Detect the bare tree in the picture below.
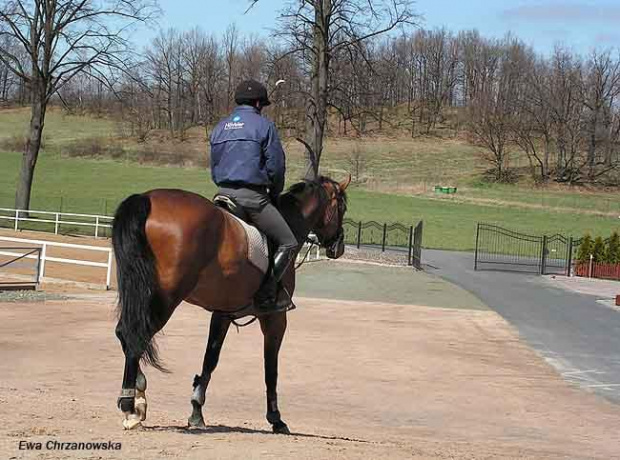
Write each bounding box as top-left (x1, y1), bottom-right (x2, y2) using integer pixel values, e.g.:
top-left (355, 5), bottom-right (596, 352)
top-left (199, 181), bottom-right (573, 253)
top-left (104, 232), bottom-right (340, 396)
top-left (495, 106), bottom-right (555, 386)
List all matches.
top-left (582, 50), bottom-right (620, 179)
top-left (467, 37), bottom-right (524, 182)
top-left (275, 0), bottom-right (416, 179)
top-left (0, 0), bottom-right (158, 210)
top-left (223, 23), bottom-right (238, 111)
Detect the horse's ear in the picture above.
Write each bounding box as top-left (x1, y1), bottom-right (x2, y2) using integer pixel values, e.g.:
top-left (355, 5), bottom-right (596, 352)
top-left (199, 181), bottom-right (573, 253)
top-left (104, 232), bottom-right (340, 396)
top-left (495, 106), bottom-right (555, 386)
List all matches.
top-left (339, 174), bottom-right (352, 191)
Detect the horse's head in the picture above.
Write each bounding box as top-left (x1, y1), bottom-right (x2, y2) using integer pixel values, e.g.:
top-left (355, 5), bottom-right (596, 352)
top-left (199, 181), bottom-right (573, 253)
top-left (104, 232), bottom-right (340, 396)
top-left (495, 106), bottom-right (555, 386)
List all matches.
top-left (313, 175), bottom-right (350, 259)
top-left (280, 174), bottom-right (351, 259)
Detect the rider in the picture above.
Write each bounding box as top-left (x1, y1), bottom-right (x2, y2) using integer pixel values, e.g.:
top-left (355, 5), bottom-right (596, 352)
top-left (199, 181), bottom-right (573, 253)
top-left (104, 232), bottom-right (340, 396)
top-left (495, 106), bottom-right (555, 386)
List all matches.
top-left (210, 80), bottom-right (298, 312)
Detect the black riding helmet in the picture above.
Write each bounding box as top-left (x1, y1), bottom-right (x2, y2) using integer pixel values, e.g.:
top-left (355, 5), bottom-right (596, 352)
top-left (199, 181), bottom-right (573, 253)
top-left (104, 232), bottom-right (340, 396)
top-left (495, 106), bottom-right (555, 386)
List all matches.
top-left (234, 79), bottom-right (271, 107)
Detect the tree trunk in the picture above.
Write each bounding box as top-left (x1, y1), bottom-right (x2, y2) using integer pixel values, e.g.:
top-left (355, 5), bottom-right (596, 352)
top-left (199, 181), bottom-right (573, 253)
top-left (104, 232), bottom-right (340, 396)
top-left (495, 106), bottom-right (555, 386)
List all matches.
top-left (15, 81), bottom-right (46, 210)
top-left (304, 0), bottom-right (330, 180)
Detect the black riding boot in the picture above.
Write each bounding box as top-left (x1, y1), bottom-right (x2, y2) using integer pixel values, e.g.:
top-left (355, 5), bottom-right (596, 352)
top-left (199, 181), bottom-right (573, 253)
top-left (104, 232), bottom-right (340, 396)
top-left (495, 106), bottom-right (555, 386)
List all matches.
top-left (254, 247), bottom-right (296, 312)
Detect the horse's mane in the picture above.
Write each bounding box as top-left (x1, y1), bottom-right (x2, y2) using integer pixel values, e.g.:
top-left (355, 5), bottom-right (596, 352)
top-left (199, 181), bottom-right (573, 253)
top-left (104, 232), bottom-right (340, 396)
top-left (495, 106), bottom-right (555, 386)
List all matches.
top-left (280, 176), bottom-right (347, 209)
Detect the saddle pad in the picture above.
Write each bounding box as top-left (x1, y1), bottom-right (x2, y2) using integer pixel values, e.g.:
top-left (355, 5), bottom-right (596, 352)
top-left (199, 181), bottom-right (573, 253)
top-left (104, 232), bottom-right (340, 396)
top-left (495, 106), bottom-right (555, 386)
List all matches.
top-left (228, 214), bottom-right (269, 274)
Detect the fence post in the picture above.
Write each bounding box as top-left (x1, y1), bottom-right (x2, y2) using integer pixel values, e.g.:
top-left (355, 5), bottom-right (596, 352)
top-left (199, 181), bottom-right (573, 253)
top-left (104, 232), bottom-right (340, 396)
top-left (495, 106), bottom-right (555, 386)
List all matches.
top-left (381, 223), bottom-right (387, 252)
top-left (474, 223), bottom-right (480, 271)
top-left (38, 244), bottom-right (47, 283)
top-left (95, 216), bottom-right (100, 238)
top-left (407, 226), bottom-right (413, 266)
top-left (566, 237), bottom-right (573, 277)
top-left (54, 213), bottom-right (60, 235)
top-left (588, 254), bottom-right (593, 278)
top-left (35, 248), bottom-right (43, 284)
top-left (14, 209), bottom-right (19, 231)
top-left (357, 221), bottom-right (362, 249)
top-left (105, 249), bottom-right (113, 290)
top-left (540, 235), bottom-right (548, 275)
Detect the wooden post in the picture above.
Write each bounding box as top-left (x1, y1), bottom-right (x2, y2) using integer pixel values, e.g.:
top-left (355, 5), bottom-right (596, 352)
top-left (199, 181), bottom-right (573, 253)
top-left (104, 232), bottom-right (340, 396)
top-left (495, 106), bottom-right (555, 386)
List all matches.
top-left (357, 221), bottom-right (362, 249)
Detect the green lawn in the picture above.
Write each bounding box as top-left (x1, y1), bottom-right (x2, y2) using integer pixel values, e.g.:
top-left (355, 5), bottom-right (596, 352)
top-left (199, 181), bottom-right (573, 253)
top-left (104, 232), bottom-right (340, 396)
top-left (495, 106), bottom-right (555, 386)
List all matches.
top-left (1, 151), bottom-right (618, 250)
top-left (0, 108), bottom-right (116, 149)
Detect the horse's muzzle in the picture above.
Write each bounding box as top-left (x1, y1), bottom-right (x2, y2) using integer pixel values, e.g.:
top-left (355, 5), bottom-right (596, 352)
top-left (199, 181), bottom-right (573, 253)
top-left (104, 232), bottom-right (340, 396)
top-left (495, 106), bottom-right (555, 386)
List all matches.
top-left (326, 231), bottom-right (345, 259)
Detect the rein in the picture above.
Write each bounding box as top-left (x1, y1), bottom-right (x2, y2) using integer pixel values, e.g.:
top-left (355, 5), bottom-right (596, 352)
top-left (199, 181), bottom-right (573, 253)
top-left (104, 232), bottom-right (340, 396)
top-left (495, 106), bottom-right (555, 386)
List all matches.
top-left (295, 236), bottom-right (319, 270)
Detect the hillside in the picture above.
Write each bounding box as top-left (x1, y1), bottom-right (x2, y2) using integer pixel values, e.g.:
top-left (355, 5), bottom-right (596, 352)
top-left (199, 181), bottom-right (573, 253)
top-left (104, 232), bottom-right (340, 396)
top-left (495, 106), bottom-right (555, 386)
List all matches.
top-left (1, 107), bottom-right (619, 250)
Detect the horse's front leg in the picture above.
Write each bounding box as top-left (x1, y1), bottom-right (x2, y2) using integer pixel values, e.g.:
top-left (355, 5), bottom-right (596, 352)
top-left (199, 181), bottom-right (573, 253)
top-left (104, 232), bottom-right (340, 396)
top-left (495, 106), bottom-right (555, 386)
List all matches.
top-left (260, 313), bottom-right (290, 434)
top-left (188, 312), bottom-right (231, 428)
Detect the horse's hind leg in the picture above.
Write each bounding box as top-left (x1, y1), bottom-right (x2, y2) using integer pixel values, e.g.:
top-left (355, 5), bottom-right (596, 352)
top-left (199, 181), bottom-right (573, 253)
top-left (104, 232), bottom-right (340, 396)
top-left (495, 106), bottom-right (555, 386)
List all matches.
top-left (188, 313), bottom-right (231, 428)
top-left (116, 324), bottom-right (144, 430)
top-left (260, 313), bottom-right (290, 434)
top-left (115, 302), bottom-right (172, 430)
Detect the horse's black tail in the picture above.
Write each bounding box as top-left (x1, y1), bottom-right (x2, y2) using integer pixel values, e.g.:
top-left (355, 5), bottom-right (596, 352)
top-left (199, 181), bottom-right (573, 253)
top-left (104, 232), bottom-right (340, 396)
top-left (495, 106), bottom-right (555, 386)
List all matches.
top-left (113, 194), bottom-right (167, 372)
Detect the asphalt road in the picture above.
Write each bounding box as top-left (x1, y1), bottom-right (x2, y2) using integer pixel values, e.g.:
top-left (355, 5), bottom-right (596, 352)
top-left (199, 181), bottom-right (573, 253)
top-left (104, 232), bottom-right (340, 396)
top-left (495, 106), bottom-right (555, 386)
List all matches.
top-left (424, 249), bottom-right (620, 404)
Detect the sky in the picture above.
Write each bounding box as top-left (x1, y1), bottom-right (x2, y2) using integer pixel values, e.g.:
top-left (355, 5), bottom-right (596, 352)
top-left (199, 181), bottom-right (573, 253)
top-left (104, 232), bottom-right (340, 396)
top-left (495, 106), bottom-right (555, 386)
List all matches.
top-left (136, 0), bottom-right (620, 56)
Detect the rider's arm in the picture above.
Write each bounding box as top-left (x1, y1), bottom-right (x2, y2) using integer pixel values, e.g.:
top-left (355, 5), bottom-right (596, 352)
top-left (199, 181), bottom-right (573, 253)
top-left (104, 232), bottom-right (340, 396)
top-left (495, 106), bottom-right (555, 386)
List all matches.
top-left (264, 122), bottom-right (286, 200)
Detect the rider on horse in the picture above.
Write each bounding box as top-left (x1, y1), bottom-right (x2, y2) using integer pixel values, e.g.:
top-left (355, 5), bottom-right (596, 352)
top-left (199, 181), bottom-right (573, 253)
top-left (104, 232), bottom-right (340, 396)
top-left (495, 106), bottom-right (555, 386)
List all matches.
top-left (210, 79), bottom-right (298, 313)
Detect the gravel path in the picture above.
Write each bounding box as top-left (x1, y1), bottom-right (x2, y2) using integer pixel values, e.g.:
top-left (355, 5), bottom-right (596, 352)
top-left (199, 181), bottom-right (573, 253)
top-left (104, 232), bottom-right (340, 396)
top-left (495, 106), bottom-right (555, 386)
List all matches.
top-left (341, 245), bottom-right (410, 266)
top-left (0, 290), bottom-right (68, 302)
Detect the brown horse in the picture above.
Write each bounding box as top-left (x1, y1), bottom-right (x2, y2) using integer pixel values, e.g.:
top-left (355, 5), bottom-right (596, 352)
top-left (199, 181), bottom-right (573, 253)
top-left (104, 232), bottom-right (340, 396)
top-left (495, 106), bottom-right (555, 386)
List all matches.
top-left (112, 175), bottom-right (350, 432)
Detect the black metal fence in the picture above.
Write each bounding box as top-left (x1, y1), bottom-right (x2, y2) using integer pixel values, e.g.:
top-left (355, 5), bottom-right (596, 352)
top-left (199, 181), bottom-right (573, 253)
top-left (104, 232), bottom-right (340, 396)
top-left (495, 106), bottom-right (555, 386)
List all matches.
top-left (474, 223), bottom-right (576, 275)
top-left (343, 218), bottom-right (424, 268)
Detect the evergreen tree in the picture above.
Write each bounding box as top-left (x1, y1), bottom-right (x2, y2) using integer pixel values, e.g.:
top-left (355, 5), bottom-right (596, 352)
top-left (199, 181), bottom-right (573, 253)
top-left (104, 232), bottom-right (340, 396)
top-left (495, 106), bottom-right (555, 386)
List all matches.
top-left (606, 232), bottom-right (620, 263)
top-left (577, 234), bottom-right (593, 262)
top-left (592, 236), bottom-right (606, 263)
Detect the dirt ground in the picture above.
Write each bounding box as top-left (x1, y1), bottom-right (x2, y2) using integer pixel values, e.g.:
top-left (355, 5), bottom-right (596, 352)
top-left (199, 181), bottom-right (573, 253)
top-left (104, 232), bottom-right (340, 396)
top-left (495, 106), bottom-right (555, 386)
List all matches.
top-left (1, 292), bottom-right (619, 460)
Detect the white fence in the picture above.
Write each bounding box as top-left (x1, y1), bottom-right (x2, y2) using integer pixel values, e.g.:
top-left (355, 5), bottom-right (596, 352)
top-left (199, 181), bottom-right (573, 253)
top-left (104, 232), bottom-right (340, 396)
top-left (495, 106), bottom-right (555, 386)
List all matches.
top-left (0, 207), bottom-right (323, 289)
top-left (0, 236), bottom-right (113, 289)
top-left (0, 208), bottom-right (113, 238)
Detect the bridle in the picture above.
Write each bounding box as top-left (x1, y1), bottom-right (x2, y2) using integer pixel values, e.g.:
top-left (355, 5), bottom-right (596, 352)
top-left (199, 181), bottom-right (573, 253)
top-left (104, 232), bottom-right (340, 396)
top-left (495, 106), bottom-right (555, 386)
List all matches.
top-left (305, 183), bottom-right (346, 255)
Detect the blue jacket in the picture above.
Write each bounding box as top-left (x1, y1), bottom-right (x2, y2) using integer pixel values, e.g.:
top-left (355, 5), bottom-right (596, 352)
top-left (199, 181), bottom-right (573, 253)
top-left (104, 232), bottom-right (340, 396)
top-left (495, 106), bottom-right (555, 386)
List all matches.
top-left (210, 106), bottom-right (286, 198)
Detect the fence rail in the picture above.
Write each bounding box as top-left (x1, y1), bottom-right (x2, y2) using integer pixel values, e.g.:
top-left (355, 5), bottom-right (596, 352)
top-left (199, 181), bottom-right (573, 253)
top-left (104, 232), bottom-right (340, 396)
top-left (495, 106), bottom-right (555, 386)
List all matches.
top-left (0, 246), bottom-right (42, 287)
top-left (343, 218), bottom-right (423, 268)
top-left (0, 236), bottom-right (113, 289)
top-left (0, 207), bottom-right (113, 238)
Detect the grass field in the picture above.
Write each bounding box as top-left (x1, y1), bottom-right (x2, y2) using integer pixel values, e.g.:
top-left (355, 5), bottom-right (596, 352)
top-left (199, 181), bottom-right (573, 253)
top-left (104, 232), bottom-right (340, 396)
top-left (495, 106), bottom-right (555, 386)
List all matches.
top-left (1, 107), bottom-right (620, 250)
top-left (1, 151), bottom-right (619, 250)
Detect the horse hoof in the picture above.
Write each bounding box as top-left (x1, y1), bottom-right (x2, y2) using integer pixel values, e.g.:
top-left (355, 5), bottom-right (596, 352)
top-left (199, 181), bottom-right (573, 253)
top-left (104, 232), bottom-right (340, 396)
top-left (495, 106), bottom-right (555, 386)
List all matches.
top-left (272, 421), bottom-right (290, 435)
top-left (135, 396), bottom-right (147, 422)
top-left (188, 416), bottom-right (206, 429)
top-left (123, 413), bottom-right (143, 430)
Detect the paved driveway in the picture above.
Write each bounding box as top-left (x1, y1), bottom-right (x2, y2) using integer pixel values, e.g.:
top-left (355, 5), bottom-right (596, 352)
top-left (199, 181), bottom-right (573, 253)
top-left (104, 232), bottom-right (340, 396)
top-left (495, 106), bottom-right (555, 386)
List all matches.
top-left (424, 249), bottom-right (620, 403)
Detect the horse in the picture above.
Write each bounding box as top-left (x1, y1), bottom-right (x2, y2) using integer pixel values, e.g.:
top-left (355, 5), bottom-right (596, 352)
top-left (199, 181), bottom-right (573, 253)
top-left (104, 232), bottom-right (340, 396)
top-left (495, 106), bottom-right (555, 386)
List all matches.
top-left (112, 175), bottom-right (350, 432)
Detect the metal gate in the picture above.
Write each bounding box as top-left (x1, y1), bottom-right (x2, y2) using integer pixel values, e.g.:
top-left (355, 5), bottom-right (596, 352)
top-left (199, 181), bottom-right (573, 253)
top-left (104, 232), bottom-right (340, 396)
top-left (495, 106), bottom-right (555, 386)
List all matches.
top-left (0, 246), bottom-right (42, 289)
top-left (474, 223), bottom-right (572, 275)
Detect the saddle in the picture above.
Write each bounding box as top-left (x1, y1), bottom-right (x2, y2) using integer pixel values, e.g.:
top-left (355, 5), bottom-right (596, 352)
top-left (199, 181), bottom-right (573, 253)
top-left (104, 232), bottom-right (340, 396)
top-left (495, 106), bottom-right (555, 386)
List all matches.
top-left (213, 194), bottom-right (270, 274)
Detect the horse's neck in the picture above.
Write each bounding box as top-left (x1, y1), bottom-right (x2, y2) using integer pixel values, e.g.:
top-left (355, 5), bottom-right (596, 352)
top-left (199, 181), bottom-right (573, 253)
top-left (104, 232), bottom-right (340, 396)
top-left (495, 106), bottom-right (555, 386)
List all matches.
top-left (280, 191), bottom-right (323, 246)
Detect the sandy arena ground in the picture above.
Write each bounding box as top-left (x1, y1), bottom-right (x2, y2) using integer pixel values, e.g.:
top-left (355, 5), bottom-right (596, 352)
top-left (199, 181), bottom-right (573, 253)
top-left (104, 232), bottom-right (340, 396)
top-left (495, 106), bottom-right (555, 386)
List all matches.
top-left (1, 292), bottom-right (620, 460)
